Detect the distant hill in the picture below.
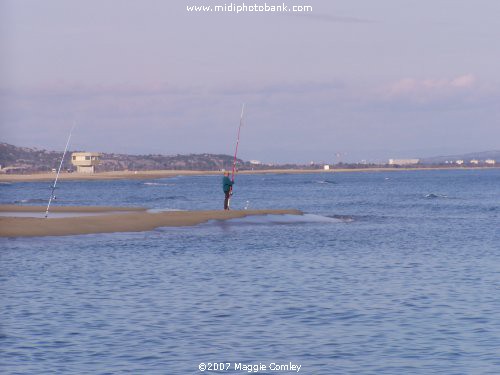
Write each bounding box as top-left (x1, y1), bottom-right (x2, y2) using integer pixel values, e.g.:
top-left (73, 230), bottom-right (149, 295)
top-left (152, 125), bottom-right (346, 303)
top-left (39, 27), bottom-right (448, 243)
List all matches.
top-left (2, 142), bottom-right (497, 173)
top-left (0, 143), bottom-right (66, 172)
top-left (0, 142), bottom-right (248, 173)
top-left (420, 150), bottom-right (500, 164)
top-left (99, 152), bottom-right (242, 171)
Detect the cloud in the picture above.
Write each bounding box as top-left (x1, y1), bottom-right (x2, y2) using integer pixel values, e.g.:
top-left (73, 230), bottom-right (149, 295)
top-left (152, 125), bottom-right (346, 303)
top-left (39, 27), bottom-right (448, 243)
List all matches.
top-left (0, 82), bottom-right (199, 99)
top-left (450, 74), bottom-right (476, 88)
top-left (386, 74), bottom-right (477, 96)
top-left (2, 76), bottom-right (498, 161)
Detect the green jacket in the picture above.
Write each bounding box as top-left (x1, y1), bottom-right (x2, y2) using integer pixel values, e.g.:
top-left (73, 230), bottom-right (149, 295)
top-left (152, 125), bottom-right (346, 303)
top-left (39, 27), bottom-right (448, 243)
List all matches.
top-left (222, 176), bottom-right (233, 193)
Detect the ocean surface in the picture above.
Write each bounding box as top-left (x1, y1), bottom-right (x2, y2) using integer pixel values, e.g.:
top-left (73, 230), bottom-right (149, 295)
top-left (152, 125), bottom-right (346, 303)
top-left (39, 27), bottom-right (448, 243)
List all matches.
top-left (1, 169), bottom-right (499, 374)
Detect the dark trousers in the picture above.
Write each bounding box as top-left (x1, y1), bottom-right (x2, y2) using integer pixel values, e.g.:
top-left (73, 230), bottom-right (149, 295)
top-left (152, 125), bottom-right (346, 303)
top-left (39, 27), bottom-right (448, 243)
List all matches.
top-left (224, 191), bottom-right (231, 210)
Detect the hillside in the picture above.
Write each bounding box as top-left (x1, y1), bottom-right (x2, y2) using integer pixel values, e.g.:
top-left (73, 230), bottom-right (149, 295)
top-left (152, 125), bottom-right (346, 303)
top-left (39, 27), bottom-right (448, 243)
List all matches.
top-left (2, 142), bottom-right (497, 174)
top-left (0, 143), bottom-right (248, 173)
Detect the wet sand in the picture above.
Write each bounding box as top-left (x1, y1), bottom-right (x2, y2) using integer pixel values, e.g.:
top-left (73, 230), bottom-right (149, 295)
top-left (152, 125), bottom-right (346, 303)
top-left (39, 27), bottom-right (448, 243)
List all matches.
top-left (0, 205), bottom-right (146, 213)
top-left (0, 205), bottom-right (302, 237)
top-left (0, 170), bottom-right (215, 182)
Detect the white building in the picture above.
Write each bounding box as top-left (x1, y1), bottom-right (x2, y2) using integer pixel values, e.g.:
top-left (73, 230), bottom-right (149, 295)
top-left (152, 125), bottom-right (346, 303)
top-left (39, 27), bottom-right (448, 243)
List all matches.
top-left (388, 159), bottom-right (420, 166)
top-left (456, 160), bottom-right (464, 165)
top-left (71, 152), bottom-right (100, 173)
top-left (485, 159), bottom-right (496, 165)
top-left (470, 159), bottom-right (479, 165)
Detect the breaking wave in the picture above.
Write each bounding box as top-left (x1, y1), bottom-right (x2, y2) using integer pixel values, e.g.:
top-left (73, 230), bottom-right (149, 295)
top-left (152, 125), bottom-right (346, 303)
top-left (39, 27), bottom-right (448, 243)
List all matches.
top-left (425, 193), bottom-right (448, 199)
top-left (14, 198), bottom-right (47, 204)
top-left (329, 214), bottom-right (355, 222)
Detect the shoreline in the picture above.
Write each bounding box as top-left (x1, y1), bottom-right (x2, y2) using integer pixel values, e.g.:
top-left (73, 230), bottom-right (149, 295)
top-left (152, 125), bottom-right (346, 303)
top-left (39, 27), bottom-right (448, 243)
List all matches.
top-left (0, 167), bottom-right (497, 182)
top-left (0, 204), bottom-right (147, 213)
top-left (0, 205), bottom-right (302, 237)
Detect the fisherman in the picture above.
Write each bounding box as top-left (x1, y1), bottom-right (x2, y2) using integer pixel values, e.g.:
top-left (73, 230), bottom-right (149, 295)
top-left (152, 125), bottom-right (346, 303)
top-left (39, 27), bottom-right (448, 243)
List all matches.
top-left (222, 171), bottom-right (233, 210)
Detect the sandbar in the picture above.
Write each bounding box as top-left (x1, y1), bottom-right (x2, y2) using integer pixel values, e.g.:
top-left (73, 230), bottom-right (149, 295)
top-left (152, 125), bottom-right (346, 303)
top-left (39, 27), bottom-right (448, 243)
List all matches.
top-left (0, 205), bottom-right (146, 213)
top-left (0, 205), bottom-right (302, 237)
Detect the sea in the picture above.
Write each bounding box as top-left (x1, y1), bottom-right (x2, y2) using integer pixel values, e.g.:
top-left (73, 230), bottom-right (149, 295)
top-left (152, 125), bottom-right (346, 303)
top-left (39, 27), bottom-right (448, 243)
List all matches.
top-left (1, 169), bottom-right (499, 375)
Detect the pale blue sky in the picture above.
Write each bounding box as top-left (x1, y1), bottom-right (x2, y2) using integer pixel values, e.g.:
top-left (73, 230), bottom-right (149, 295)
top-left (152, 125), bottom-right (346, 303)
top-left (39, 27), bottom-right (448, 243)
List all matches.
top-left (1, 0), bottom-right (499, 162)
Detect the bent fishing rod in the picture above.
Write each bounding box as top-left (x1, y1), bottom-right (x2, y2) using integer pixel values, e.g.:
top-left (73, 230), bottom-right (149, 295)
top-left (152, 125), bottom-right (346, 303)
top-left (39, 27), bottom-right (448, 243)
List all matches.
top-left (227, 104), bottom-right (245, 209)
top-left (231, 103), bottom-right (245, 184)
top-left (45, 122), bottom-right (75, 218)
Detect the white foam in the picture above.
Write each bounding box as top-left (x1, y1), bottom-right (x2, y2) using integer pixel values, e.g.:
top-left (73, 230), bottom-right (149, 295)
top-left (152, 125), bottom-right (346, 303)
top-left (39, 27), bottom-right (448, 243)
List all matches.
top-left (425, 193), bottom-right (448, 199)
top-left (216, 213), bottom-right (343, 225)
top-left (143, 182), bottom-right (175, 186)
top-left (0, 211), bottom-right (135, 218)
top-left (14, 199), bottom-right (46, 203)
top-left (147, 208), bottom-right (185, 213)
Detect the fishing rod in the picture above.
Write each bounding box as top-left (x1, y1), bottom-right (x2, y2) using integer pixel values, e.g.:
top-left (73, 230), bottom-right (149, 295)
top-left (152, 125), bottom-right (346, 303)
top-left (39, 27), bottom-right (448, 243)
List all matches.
top-left (45, 122), bottom-right (75, 218)
top-left (228, 104), bottom-right (245, 208)
top-left (231, 103), bottom-right (245, 183)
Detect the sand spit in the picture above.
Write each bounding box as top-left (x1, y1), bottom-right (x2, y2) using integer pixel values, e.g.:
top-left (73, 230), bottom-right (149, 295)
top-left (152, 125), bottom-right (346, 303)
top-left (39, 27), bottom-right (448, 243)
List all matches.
top-left (0, 206), bottom-right (302, 237)
top-left (0, 170), bottom-right (214, 182)
top-left (0, 205), bottom-right (146, 213)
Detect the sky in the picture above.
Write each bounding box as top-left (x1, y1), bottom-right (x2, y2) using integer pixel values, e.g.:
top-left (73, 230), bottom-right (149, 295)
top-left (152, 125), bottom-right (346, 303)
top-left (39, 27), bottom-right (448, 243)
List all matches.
top-left (1, 0), bottom-right (499, 163)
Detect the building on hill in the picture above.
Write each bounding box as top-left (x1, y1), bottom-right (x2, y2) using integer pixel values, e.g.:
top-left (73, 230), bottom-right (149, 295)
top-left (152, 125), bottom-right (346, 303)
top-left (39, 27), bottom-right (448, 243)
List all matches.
top-left (71, 152), bottom-right (100, 173)
top-left (388, 159), bottom-right (420, 166)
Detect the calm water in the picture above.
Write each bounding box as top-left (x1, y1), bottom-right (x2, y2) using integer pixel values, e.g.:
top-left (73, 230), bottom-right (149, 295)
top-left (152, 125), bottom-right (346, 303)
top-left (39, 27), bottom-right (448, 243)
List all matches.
top-left (1, 169), bottom-right (499, 374)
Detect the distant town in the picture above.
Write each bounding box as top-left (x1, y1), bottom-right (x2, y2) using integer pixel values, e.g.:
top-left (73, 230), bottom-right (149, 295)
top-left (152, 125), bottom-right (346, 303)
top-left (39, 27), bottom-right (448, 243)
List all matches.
top-left (0, 142), bottom-right (498, 174)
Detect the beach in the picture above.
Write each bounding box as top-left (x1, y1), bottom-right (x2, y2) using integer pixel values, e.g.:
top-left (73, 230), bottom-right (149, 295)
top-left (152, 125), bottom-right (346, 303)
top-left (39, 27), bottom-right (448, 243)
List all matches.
top-left (0, 205), bottom-right (302, 237)
top-left (0, 170), bottom-right (216, 182)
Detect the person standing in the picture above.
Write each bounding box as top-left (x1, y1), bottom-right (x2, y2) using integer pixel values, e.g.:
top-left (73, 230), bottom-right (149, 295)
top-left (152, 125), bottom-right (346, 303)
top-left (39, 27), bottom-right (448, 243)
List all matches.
top-left (222, 171), bottom-right (233, 210)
